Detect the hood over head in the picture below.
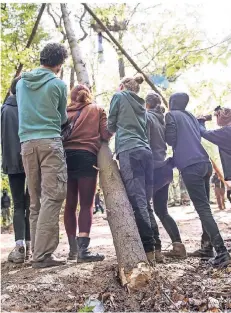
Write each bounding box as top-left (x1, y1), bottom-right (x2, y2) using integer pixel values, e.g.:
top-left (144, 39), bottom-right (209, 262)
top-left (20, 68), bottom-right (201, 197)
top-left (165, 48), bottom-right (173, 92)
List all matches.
top-left (68, 84), bottom-right (93, 111)
top-left (21, 68), bottom-right (56, 91)
top-left (169, 93), bottom-right (189, 111)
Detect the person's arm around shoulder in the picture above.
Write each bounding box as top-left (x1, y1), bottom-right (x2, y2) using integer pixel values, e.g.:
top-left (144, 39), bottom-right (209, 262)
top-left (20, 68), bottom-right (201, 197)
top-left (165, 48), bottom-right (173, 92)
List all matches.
top-left (57, 80), bottom-right (68, 125)
top-left (99, 107), bottom-right (113, 141)
top-left (107, 93), bottom-right (121, 134)
top-left (199, 120), bottom-right (230, 149)
top-left (165, 112), bottom-right (177, 147)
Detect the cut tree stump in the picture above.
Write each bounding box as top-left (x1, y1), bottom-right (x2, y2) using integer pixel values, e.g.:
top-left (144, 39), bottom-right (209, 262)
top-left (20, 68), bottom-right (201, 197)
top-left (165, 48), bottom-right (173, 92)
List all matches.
top-left (98, 142), bottom-right (153, 290)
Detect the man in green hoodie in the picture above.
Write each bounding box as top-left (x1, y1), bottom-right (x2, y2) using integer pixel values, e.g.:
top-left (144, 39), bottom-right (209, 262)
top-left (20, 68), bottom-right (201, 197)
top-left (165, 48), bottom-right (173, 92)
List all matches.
top-left (107, 75), bottom-right (156, 263)
top-left (16, 43), bottom-right (68, 268)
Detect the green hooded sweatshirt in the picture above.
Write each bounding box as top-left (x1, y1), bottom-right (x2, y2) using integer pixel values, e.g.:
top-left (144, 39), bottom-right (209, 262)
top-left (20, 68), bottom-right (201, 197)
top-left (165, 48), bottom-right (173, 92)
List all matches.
top-left (16, 68), bottom-right (67, 143)
top-left (108, 90), bottom-right (150, 155)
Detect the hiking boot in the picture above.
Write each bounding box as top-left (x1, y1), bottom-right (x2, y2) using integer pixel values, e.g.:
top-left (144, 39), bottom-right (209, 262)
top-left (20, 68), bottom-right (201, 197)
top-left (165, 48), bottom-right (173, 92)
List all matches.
top-left (208, 251), bottom-right (231, 268)
top-left (8, 245), bottom-right (25, 263)
top-left (32, 254), bottom-right (66, 269)
top-left (164, 242), bottom-right (187, 259)
top-left (146, 251), bottom-right (155, 266)
top-left (188, 241), bottom-right (214, 260)
top-left (155, 250), bottom-right (165, 263)
top-left (77, 237), bottom-right (105, 263)
top-left (25, 241), bottom-right (31, 261)
top-left (67, 235), bottom-right (77, 260)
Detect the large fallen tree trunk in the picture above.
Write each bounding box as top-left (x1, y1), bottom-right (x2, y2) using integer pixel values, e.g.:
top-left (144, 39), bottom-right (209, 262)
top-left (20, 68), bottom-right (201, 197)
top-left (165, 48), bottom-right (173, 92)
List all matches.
top-left (61, 3), bottom-right (152, 289)
top-left (98, 143), bottom-right (152, 289)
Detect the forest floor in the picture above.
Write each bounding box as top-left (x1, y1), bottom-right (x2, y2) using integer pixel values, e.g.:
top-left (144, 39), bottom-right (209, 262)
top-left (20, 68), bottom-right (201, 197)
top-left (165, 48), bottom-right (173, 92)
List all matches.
top-left (1, 204), bottom-right (231, 312)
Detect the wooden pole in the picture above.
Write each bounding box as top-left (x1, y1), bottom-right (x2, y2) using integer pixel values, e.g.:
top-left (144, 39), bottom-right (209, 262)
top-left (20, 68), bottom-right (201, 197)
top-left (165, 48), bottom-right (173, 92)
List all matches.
top-left (82, 3), bottom-right (168, 107)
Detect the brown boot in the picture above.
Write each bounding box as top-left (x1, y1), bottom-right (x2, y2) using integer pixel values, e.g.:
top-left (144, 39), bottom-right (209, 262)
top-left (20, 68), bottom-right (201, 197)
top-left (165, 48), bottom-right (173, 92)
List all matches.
top-left (155, 250), bottom-right (165, 263)
top-left (146, 251), bottom-right (155, 266)
top-left (164, 242), bottom-right (187, 259)
top-left (32, 254), bottom-right (66, 268)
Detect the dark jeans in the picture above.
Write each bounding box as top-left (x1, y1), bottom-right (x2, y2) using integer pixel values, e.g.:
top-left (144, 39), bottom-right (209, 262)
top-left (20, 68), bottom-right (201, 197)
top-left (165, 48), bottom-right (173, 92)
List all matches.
top-left (94, 204), bottom-right (104, 214)
top-left (119, 147), bottom-right (155, 253)
top-left (181, 162), bottom-right (226, 252)
top-left (151, 183), bottom-right (182, 250)
top-left (8, 173), bottom-right (30, 241)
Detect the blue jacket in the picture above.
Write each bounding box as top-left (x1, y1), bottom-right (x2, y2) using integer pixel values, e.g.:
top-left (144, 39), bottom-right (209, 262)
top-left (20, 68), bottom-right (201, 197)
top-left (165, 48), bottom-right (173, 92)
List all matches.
top-left (200, 123), bottom-right (231, 180)
top-left (165, 93), bottom-right (210, 170)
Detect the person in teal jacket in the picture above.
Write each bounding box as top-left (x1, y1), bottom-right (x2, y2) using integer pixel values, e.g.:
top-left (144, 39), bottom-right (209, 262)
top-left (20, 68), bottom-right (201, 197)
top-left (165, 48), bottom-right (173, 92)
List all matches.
top-left (16, 43), bottom-right (68, 269)
top-left (107, 75), bottom-right (156, 263)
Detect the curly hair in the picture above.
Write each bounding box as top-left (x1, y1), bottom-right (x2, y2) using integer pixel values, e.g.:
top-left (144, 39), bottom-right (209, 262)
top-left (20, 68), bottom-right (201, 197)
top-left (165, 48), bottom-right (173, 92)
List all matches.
top-left (40, 43), bottom-right (68, 67)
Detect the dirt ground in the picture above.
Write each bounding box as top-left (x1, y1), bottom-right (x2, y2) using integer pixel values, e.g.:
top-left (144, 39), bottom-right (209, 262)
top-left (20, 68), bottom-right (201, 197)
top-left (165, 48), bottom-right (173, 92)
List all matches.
top-left (1, 204), bottom-right (231, 312)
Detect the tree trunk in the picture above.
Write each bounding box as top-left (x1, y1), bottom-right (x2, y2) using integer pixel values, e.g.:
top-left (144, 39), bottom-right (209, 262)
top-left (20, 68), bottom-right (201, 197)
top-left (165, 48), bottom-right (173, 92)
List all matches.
top-left (60, 67), bottom-right (64, 80)
top-left (98, 143), bottom-right (152, 290)
top-left (61, 4), bottom-right (90, 87)
top-left (117, 32), bottom-right (125, 79)
top-left (70, 66), bottom-right (75, 90)
top-left (4, 3), bottom-right (46, 102)
top-left (63, 5), bottom-right (153, 288)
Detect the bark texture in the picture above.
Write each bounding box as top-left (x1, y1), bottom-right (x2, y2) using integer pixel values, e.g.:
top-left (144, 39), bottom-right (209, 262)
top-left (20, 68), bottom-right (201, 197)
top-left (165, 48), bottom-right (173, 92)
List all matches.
top-left (98, 143), bottom-right (152, 289)
top-left (61, 4), bottom-right (90, 87)
top-left (70, 66), bottom-right (75, 90)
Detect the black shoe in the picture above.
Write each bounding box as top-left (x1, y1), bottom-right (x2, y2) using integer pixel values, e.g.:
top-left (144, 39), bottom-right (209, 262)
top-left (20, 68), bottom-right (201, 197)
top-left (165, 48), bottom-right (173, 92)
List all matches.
top-left (77, 237), bottom-right (105, 263)
top-left (188, 240), bottom-right (214, 260)
top-left (208, 251), bottom-right (231, 268)
top-left (67, 235), bottom-right (77, 260)
top-left (188, 248), bottom-right (214, 260)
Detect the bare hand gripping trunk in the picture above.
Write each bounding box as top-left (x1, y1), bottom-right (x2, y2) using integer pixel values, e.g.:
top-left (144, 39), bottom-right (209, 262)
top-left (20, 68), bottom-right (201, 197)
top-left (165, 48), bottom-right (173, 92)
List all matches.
top-left (61, 4), bottom-right (90, 87)
top-left (98, 143), bottom-right (152, 289)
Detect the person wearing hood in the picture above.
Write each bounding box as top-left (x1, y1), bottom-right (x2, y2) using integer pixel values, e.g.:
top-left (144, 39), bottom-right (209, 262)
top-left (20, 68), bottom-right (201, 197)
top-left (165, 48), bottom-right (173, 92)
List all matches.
top-left (107, 75), bottom-right (155, 264)
top-left (63, 85), bottom-right (111, 262)
top-left (146, 91), bottom-right (186, 262)
top-left (165, 93), bottom-right (230, 268)
top-left (1, 77), bottom-right (30, 263)
top-left (198, 106), bottom-right (231, 205)
top-left (16, 43), bottom-right (68, 269)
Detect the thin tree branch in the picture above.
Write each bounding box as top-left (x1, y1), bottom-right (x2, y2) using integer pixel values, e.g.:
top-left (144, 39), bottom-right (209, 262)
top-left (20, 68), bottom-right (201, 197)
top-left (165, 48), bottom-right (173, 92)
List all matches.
top-left (126, 3), bottom-right (140, 27)
top-left (4, 3), bottom-right (46, 102)
top-left (82, 3), bottom-right (168, 107)
top-left (78, 8), bottom-right (88, 42)
top-left (188, 35), bottom-right (231, 53)
top-left (47, 4), bottom-right (66, 41)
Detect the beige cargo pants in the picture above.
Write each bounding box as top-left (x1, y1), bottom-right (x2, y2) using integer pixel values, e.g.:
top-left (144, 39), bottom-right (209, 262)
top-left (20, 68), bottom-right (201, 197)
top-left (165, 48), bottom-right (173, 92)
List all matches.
top-left (21, 138), bottom-right (67, 262)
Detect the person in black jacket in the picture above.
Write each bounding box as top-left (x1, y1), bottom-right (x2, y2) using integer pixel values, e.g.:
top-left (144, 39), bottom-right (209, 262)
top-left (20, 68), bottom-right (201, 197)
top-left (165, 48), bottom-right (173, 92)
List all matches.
top-left (1, 77), bottom-right (30, 263)
top-left (165, 93), bottom-right (230, 268)
top-left (1, 189), bottom-right (11, 225)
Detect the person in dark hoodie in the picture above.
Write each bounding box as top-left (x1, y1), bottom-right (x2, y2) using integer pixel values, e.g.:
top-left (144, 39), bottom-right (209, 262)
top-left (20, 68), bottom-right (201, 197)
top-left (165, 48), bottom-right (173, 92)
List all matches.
top-left (16, 43), bottom-right (68, 269)
top-left (198, 106), bottom-right (231, 206)
top-left (107, 75), bottom-right (156, 263)
top-left (1, 77), bottom-right (31, 263)
top-left (146, 91), bottom-right (186, 263)
top-left (165, 92), bottom-right (230, 268)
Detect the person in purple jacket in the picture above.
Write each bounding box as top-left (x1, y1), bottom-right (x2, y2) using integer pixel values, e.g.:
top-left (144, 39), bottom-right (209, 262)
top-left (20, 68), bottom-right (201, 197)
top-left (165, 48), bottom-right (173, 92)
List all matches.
top-left (165, 93), bottom-right (230, 268)
top-left (198, 106), bottom-right (231, 205)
